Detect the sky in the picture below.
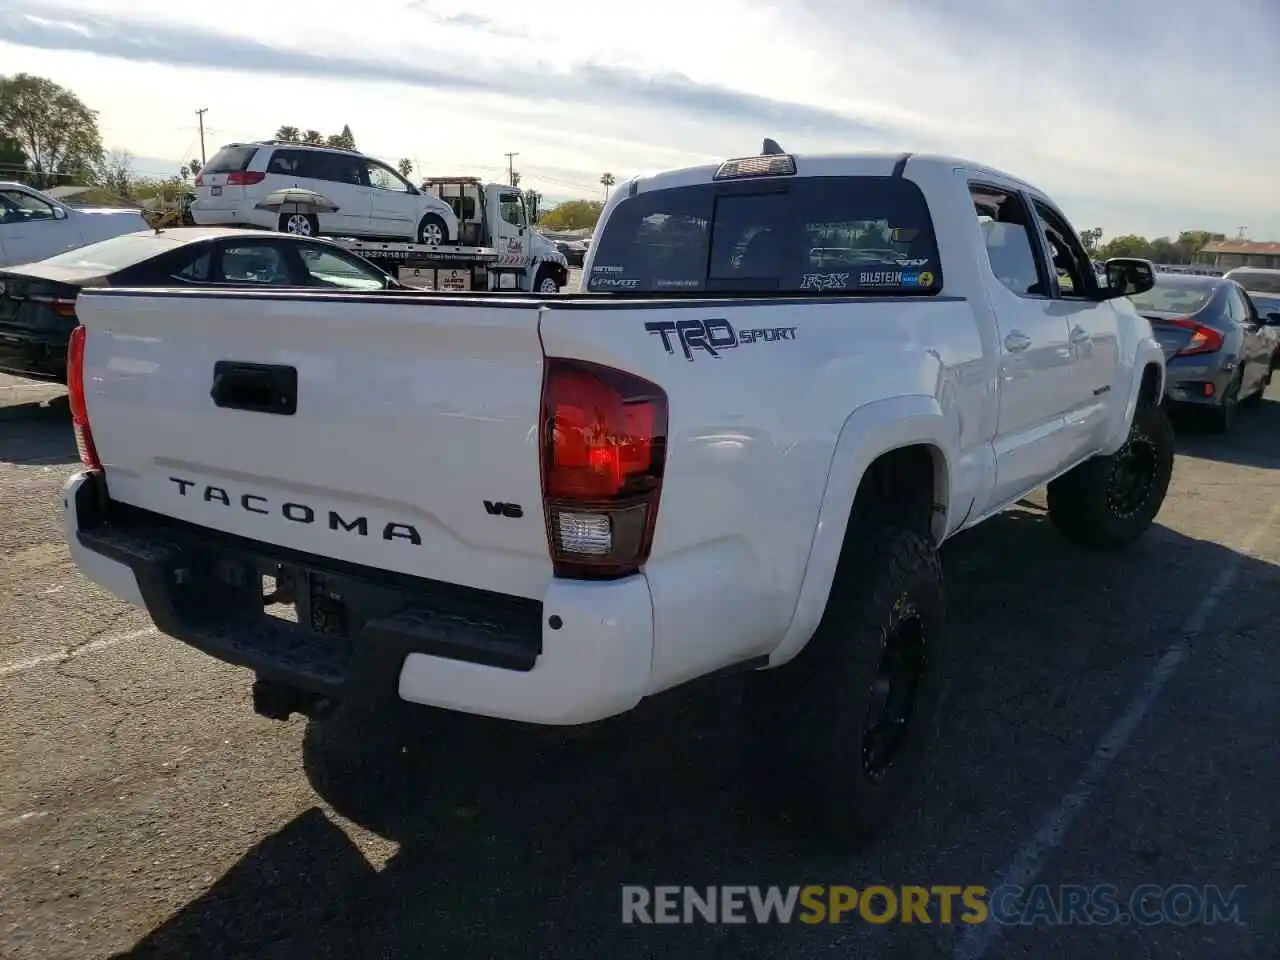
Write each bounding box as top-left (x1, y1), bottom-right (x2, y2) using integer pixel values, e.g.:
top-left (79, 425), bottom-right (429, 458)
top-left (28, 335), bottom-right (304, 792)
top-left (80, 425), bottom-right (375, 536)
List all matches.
top-left (1, 0), bottom-right (1277, 240)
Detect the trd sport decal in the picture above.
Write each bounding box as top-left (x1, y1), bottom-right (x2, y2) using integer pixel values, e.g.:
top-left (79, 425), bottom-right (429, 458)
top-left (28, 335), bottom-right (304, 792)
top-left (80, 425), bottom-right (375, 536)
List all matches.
top-left (644, 318), bottom-right (797, 360)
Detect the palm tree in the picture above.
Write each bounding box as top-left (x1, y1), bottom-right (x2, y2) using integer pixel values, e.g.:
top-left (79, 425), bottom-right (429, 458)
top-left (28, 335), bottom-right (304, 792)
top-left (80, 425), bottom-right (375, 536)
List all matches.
top-left (274, 125), bottom-right (300, 142)
top-left (600, 172), bottom-right (616, 200)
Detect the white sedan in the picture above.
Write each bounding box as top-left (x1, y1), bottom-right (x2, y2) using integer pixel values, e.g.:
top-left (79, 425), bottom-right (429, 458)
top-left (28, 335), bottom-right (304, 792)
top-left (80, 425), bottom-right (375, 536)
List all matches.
top-left (0, 182), bottom-right (149, 268)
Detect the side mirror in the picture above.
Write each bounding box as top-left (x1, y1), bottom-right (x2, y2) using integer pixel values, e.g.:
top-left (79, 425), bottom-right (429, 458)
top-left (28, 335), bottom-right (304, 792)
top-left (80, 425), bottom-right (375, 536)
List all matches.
top-left (51, 207), bottom-right (68, 220)
top-left (1100, 257), bottom-right (1156, 299)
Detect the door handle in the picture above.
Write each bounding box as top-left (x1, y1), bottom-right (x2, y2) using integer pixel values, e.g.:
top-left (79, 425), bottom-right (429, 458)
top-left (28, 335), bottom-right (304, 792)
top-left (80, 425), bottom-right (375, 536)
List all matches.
top-left (1004, 331), bottom-right (1032, 353)
top-left (210, 361), bottom-right (297, 416)
top-left (1070, 326), bottom-right (1090, 343)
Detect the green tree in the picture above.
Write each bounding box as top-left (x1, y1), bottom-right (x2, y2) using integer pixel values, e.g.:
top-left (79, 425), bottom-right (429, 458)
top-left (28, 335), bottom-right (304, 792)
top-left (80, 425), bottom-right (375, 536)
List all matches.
top-left (396, 157), bottom-right (413, 178)
top-left (93, 149), bottom-right (136, 197)
top-left (0, 73), bottom-right (103, 187)
top-left (0, 131), bottom-right (26, 181)
top-left (327, 125), bottom-right (357, 151)
top-left (1175, 230), bottom-right (1225, 263)
top-left (1079, 227), bottom-right (1103, 253)
top-left (538, 199), bottom-right (604, 231)
top-left (274, 125), bottom-right (300, 142)
top-left (302, 129), bottom-right (324, 144)
top-left (1098, 234), bottom-right (1154, 260)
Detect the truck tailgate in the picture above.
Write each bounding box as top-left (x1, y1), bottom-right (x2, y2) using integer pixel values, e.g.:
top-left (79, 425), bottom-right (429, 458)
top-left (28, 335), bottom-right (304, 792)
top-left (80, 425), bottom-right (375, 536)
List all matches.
top-left (74, 289), bottom-right (552, 599)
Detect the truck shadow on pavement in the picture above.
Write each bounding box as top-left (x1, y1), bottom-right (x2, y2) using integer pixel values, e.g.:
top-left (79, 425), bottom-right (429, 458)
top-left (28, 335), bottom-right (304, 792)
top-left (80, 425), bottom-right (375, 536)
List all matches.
top-left (0, 396), bottom-right (78, 466)
top-left (109, 501), bottom-right (1280, 960)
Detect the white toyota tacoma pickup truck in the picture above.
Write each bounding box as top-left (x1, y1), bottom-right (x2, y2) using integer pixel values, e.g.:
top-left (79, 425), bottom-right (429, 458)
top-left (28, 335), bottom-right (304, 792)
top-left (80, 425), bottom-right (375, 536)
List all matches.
top-left (61, 144), bottom-right (1172, 845)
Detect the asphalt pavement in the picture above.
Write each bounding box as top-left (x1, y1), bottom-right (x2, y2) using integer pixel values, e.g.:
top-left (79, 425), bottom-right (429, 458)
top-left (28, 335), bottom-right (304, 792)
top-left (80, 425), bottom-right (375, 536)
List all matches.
top-left (1, 369), bottom-right (1277, 960)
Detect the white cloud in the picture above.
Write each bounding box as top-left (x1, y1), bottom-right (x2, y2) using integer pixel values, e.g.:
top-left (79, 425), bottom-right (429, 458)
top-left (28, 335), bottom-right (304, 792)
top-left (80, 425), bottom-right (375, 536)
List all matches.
top-left (1, 0), bottom-right (1277, 239)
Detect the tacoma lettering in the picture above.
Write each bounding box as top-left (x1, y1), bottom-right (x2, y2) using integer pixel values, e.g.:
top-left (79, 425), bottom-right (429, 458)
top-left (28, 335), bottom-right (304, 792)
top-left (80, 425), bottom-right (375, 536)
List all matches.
top-left (167, 477), bottom-right (421, 545)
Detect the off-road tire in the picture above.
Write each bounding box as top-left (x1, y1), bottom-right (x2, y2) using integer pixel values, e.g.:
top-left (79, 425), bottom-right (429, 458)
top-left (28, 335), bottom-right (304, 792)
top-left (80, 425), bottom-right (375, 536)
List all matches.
top-left (741, 525), bottom-right (946, 849)
top-left (1046, 399), bottom-right (1174, 549)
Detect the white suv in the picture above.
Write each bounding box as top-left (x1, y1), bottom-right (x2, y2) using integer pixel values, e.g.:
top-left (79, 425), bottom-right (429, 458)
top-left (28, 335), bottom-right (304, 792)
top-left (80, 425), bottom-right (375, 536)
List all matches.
top-left (190, 142), bottom-right (461, 245)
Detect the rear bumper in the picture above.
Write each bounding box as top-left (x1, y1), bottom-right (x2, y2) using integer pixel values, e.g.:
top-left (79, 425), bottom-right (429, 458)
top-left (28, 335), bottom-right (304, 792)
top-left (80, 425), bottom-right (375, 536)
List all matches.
top-left (1163, 356), bottom-right (1235, 407)
top-left (0, 329), bottom-right (68, 383)
top-left (188, 201), bottom-right (274, 230)
top-left (63, 470), bottom-right (655, 725)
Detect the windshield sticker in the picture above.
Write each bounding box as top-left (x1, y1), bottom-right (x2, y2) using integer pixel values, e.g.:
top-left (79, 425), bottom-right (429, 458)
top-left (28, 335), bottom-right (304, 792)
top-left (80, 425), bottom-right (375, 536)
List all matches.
top-left (800, 272), bottom-right (850, 291)
top-left (644, 318), bottom-right (797, 361)
top-left (591, 277), bottom-right (641, 290)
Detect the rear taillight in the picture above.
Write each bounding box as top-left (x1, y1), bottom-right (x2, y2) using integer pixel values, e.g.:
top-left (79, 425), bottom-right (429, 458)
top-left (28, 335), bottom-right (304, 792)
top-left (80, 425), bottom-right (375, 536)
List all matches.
top-left (226, 170), bottom-right (265, 186)
top-left (1167, 318), bottom-right (1224, 357)
top-left (540, 358), bottom-right (667, 579)
top-left (194, 174), bottom-right (204, 186)
top-left (66, 325), bottom-right (102, 470)
top-left (31, 294), bottom-right (77, 318)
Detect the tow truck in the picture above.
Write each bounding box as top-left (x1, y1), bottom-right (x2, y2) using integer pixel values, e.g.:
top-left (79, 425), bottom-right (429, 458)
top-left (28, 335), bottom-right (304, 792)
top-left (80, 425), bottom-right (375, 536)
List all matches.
top-left (331, 177), bottom-right (569, 293)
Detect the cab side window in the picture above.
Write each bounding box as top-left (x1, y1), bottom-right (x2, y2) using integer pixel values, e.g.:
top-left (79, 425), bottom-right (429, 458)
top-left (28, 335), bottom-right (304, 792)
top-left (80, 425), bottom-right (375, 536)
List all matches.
top-left (1031, 200), bottom-right (1094, 299)
top-left (969, 184), bottom-right (1047, 298)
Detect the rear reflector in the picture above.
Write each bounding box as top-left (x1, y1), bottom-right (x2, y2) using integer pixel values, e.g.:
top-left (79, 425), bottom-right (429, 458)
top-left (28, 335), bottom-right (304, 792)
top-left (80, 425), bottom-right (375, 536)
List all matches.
top-left (67, 325), bottom-right (102, 470)
top-left (540, 358), bottom-right (667, 579)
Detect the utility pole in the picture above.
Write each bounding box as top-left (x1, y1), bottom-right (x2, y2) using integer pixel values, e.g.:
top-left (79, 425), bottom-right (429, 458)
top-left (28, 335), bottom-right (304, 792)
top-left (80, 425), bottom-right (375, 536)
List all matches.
top-left (1236, 226), bottom-right (1247, 240)
top-left (195, 108), bottom-right (208, 165)
top-left (504, 151), bottom-right (518, 187)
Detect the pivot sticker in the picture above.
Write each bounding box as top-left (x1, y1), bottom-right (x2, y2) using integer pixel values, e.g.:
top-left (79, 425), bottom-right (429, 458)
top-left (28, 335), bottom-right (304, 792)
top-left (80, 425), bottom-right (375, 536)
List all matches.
top-left (591, 277), bottom-right (641, 289)
top-left (799, 272), bottom-right (850, 291)
top-left (644, 318), bottom-right (797, 361)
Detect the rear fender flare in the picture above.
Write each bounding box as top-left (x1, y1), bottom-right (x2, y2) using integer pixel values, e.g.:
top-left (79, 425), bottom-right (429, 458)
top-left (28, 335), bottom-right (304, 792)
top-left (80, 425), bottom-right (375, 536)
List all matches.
top-left (766, 395), bottom-right (954, 668)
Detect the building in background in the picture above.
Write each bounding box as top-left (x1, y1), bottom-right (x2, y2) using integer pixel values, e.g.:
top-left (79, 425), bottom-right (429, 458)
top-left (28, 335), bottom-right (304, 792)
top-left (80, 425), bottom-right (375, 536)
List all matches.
top-left (1197, 239), bottom-right (1280, 271)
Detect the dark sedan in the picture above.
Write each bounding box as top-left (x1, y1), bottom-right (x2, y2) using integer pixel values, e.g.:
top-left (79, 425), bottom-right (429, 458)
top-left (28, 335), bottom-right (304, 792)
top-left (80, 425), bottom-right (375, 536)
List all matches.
top-left (1129, 274), bottom-right (1277, 433)
top-left (0, 227), bottom-right (399, 384)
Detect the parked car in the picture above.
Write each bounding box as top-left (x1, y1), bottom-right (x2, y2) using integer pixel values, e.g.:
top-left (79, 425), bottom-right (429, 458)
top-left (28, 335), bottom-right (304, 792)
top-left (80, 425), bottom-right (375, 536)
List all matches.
top-left (189, 141), bottom-right (462, 246)
top-left (1128, 273), bottom-right (1276, 431)
top-left (1243, 289), bottom-right (1280, 376)
top-left (0, 181), bottom-right (149, 268)
top-left (1223, 266), bottom-right (1280, 295)
top-left (0, 227), bottom-right (398, 383)
top-left (62, 145), bottom-right (1171, 847)
top-left (551, 238), bottom-right (586, 266)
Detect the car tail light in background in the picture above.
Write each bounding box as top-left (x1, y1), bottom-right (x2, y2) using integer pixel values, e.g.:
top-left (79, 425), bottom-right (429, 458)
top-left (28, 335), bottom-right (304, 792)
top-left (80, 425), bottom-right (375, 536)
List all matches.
top-left (540, 358), bottom-right (667, 579)
top-left (67, 325), bottom-right (102, 470)
top-left (30, 293), bottom-right (77, 319)
top-left (1167, 317), bottom-right (1224, 357)
top-left (194, 175), bottom-right (204, 186)
top-left (226, 171), bottom-right (266, 186)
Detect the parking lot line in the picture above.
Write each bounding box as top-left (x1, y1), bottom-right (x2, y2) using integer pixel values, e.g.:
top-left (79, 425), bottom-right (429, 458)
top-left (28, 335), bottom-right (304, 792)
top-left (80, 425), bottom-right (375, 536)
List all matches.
top-left (0, 626), bottom-right (156, 680)
top-left (952, 505), bottom-right (1280, 960)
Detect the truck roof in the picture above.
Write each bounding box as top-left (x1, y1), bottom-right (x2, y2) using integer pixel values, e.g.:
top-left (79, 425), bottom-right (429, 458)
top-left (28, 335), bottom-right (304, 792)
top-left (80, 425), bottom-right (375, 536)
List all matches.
top-left (627, 151), bottom-right (1043, 197)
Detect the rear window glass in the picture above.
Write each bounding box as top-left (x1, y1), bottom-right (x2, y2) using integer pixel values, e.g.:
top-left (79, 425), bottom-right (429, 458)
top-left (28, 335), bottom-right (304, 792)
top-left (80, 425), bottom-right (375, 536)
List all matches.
top-left (586, 176), bottom-right (943, 295)
top-left (202, 145), bottom-right (259, 174)
top-left (1226, 269), bottom-right (1280, 294)
top-left (37, 234), bottom-right (175, 271)
top-left (1128, 281), bottom-right (1215, 314)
